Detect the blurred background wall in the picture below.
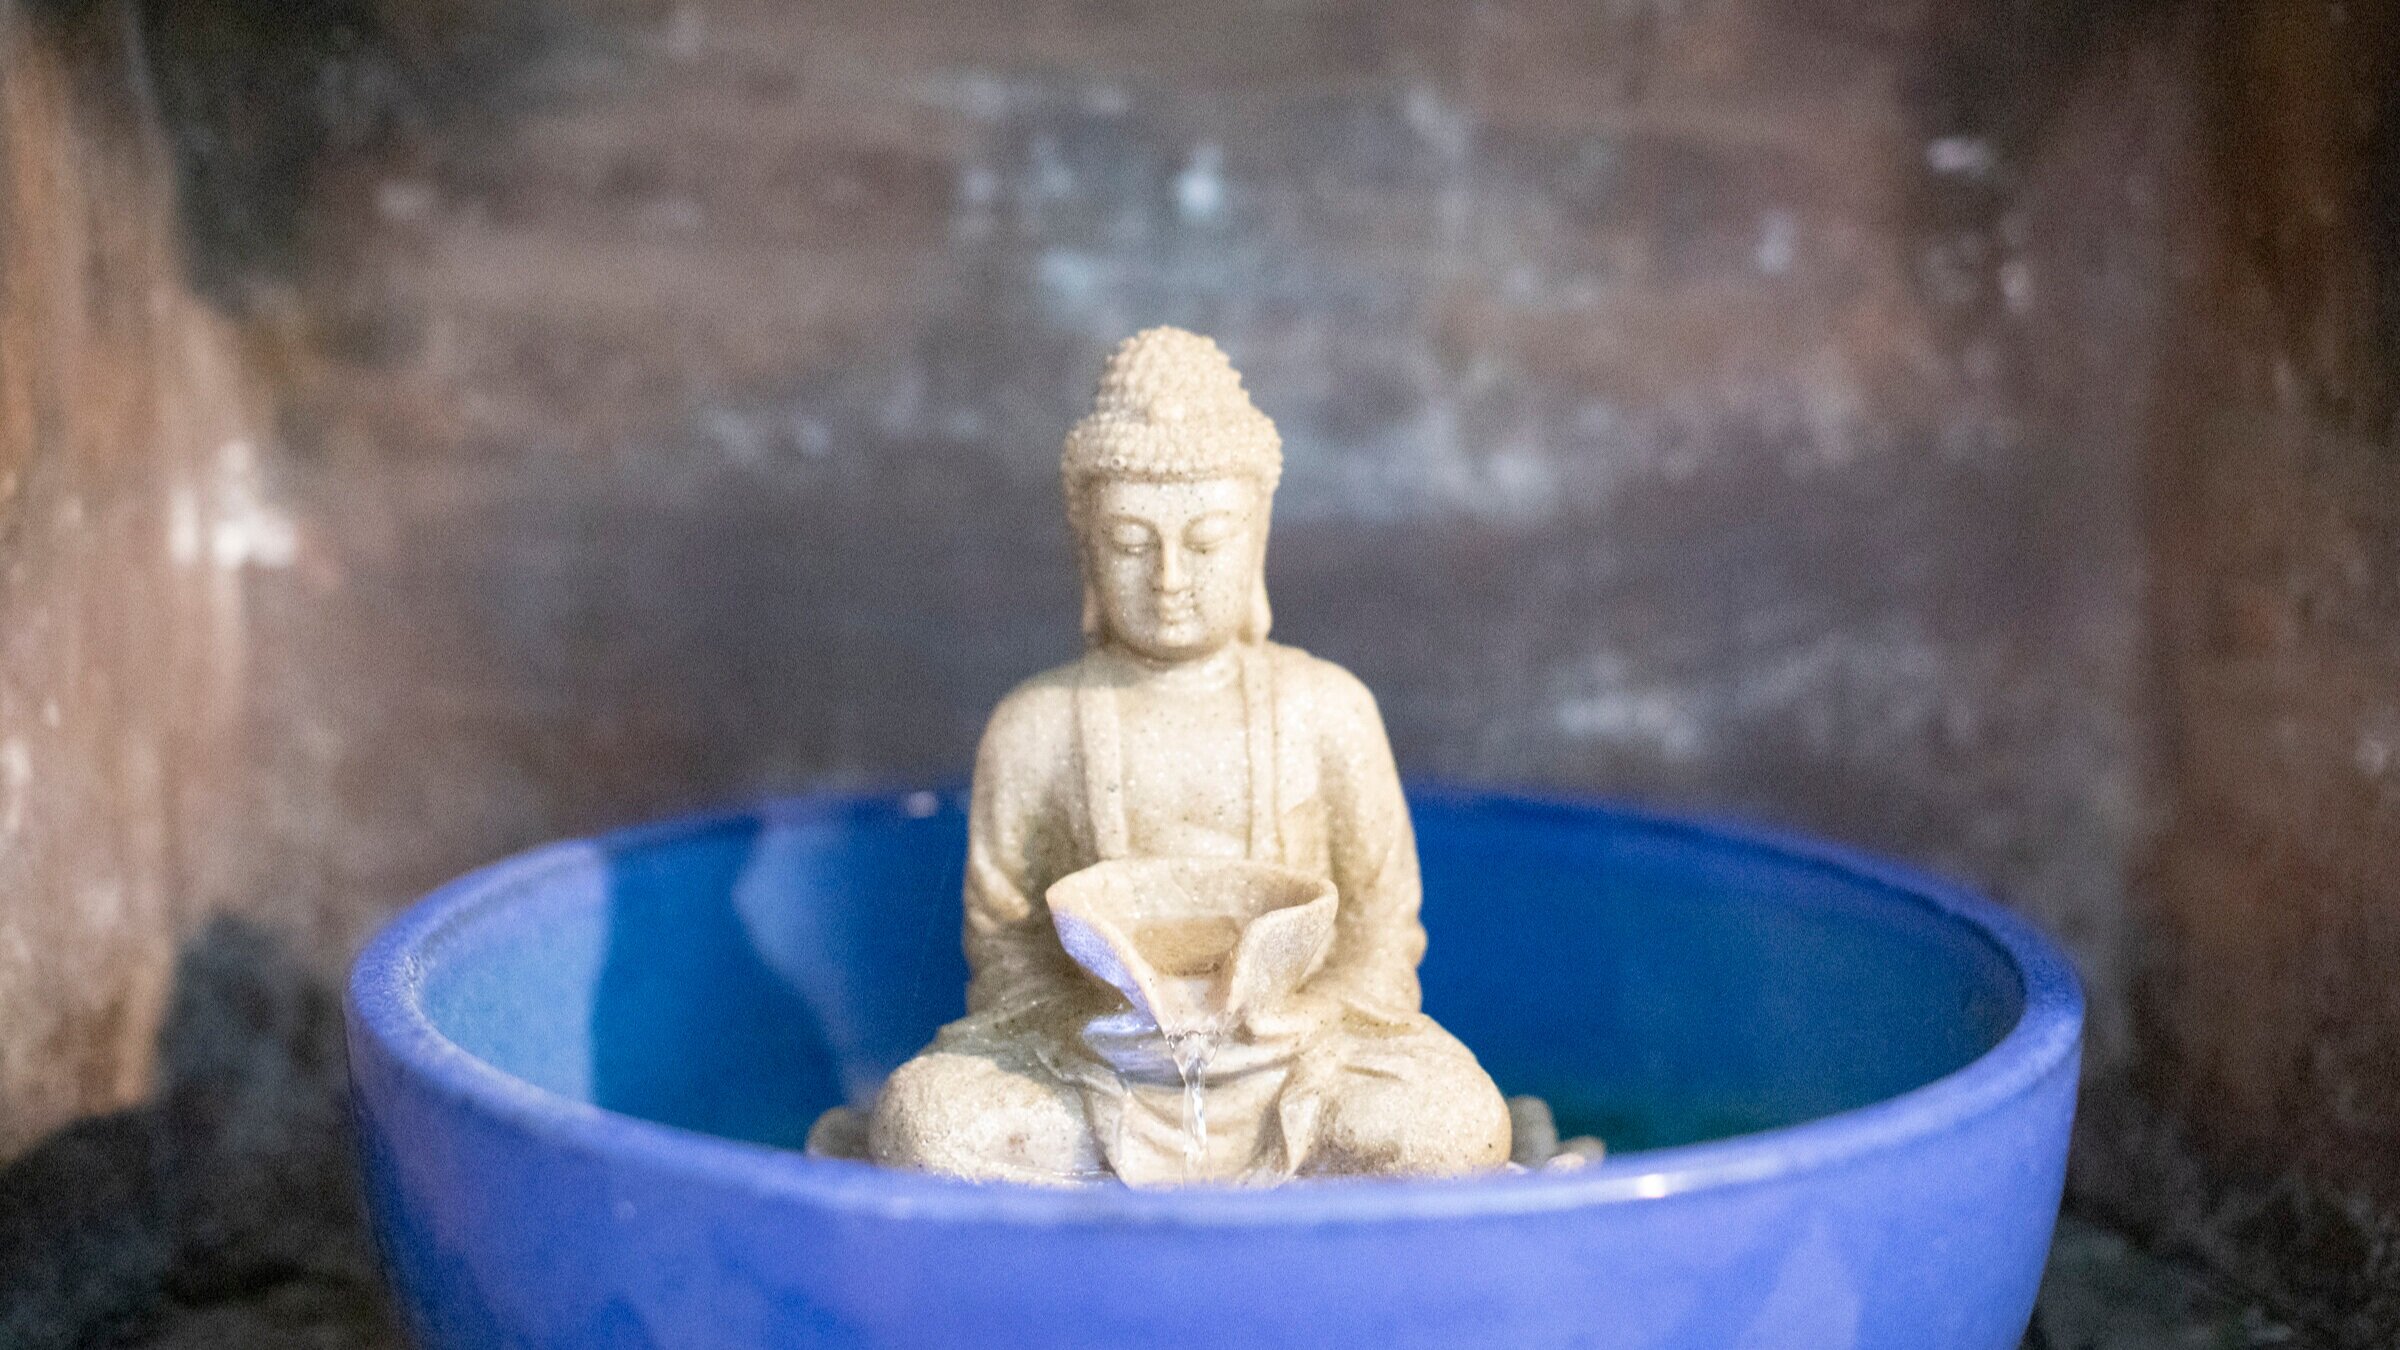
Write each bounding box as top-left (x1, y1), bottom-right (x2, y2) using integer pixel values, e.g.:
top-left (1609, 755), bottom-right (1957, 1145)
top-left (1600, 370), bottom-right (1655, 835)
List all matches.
top-left (1, 0), bottom-right (2393, 1336)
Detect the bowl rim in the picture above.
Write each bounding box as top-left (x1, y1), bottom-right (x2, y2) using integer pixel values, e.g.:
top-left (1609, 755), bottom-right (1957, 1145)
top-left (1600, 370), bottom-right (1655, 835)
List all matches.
top-left (346, 786), bottom-right (2084, 1228)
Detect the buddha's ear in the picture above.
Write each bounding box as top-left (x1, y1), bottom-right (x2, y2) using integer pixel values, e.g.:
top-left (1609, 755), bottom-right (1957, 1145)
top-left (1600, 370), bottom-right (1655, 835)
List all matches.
top-left (1242, 573), bottom-right (1273, 644)
top-left (1242, 506), bottom-right (1273, 643)
top-left (1069, 509), bottom-right (1108, 645)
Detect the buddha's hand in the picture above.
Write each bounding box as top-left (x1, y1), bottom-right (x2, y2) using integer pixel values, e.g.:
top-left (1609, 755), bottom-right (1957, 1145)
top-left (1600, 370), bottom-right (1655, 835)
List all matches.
top-left (1240, 976), bottom-right (1417, 1040)
top-left (959, 968), bottom-right (1082, 1032)
top-left (1234, 988), bottom-right (1338, 1041)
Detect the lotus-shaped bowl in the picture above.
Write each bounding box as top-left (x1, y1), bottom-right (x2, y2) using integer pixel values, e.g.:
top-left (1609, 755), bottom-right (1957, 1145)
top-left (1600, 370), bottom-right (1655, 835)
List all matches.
top-left (1046, 857), bottom-right (1335, 1039)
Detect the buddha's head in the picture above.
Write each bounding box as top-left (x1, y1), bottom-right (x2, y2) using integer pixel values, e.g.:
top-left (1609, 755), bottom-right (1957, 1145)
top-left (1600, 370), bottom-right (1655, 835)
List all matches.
top-left (1063, 328), bottom-right (1281, 663)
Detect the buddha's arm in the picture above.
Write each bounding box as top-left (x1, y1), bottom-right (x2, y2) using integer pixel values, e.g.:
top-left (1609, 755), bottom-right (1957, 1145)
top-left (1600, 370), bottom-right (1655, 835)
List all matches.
top-left (960, 694), bottom-right (1077, 1014)
top-left (1314, 669), bottom-right (1428, 1014)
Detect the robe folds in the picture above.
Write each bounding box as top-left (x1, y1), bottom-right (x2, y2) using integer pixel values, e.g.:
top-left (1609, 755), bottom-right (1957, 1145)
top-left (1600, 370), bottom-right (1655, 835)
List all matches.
top-left (872, 640), bottom-right (1507, 1185)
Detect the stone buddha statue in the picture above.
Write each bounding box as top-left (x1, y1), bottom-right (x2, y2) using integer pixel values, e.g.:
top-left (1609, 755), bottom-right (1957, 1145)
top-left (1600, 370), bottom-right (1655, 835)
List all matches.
top-left (855, 328), bottom-right (1512, 1186)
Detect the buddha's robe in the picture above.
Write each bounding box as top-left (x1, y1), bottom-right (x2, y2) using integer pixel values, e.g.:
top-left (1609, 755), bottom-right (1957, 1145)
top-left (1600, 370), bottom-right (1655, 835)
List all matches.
top-left (867, 640), bottom-right (1511, 1185)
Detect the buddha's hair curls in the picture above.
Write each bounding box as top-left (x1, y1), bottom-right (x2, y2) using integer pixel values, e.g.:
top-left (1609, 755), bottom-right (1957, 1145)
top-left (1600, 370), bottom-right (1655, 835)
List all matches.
top-left (1061, 327), bottom-right (1282, 507)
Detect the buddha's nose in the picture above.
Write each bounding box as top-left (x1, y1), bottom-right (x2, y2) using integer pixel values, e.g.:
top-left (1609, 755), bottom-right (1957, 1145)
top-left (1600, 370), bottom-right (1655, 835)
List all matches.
top-left (1155, 541), bottom-right (1191, 593)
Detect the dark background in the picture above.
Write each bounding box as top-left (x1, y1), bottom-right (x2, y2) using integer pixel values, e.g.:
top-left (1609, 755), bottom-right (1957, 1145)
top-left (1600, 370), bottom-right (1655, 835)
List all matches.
top-left (0, 0), bottom-right (2393, 1343)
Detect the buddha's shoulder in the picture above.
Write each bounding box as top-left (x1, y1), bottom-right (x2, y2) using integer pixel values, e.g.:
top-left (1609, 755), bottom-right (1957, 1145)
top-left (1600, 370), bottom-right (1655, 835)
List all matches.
top-left (978, 646), bottom-right (1383, 741)
top-left (975, 660), bottom-right (1086, 752)
top-left (1262, 642), bottom-right (1383, 722)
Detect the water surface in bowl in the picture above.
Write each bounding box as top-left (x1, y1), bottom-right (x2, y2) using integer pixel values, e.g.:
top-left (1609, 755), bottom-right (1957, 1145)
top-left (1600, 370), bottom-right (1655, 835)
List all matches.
top-left (415, 792), bottom-right (2022, 1157)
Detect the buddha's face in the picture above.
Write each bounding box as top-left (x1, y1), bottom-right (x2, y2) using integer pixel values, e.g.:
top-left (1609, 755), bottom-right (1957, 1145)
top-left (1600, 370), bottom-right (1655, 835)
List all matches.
top-left (1082, 476), bottom-right (1264, 663)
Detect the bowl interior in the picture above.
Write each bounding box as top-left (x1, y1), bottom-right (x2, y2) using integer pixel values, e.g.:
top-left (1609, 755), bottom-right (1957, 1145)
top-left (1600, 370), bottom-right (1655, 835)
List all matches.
top-left (413, 792), bottom-right (2023, 1155)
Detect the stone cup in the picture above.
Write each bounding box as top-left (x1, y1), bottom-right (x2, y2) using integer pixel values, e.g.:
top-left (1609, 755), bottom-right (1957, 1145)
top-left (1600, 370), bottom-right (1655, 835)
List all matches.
top-left (1044, 857), bottom-right (1336, 1041)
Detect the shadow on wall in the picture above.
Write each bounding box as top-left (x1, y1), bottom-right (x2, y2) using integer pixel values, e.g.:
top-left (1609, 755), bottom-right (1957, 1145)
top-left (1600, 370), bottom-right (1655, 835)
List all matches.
top-left (0, 917), bottom-right (400, 1350)
top-left (22, 0), bottom-right (546, 315)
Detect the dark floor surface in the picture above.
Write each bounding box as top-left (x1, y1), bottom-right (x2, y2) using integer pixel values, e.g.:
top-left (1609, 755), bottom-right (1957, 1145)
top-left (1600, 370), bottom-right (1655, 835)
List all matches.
top-left (2030, 1217), bottom-right (2300, 1350)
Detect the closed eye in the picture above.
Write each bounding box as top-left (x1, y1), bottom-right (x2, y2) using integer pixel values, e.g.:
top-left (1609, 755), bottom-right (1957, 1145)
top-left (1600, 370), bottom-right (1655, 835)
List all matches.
top-left (1185, 514), bottom-right (1237, 551)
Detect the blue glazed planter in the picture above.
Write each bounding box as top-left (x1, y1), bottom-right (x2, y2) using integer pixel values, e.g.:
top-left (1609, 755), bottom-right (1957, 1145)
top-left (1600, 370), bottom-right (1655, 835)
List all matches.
top-left (347, 788), bottom-right (2082, 1350)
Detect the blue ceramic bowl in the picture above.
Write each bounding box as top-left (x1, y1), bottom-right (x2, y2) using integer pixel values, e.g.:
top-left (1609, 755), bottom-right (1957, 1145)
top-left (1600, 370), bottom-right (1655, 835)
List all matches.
top-left (347, 789), bottom-right (2081, 1349)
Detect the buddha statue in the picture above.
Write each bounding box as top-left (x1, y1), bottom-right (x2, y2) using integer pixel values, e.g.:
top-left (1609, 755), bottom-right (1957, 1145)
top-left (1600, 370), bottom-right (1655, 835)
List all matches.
top-left (851, 328), bottom-right (1513, 1186)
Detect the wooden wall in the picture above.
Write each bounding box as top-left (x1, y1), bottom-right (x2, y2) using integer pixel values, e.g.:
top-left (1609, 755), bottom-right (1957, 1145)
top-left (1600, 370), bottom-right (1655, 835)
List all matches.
top-left (1, 1), bottom-right (270, 1156)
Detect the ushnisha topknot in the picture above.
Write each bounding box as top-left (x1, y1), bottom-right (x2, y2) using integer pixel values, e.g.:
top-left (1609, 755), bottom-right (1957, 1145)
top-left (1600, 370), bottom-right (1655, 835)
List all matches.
top-left (1062, 327), bottom-right (1282, 499)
